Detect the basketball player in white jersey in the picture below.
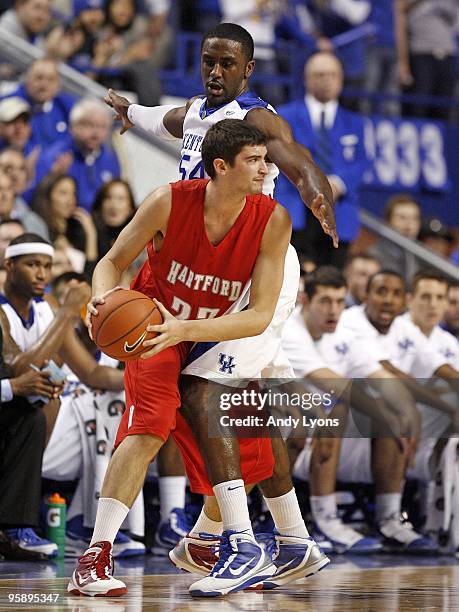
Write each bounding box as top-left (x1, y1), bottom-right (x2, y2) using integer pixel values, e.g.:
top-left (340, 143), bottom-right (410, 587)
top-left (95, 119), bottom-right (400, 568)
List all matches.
top-left (0, 234), bottom-right (142, 557)
top-left (282, 267), bottom-right (422, 553)
top-left (337, 270), bottom-right (459, 552)
top-left (403, 270), bottom-right (459, 554)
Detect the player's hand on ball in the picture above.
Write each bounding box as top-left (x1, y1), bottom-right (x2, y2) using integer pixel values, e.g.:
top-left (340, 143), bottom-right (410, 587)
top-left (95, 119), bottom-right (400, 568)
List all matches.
top-left (141, 299), bottom-right (185, 358)
top-left (86, 286), bottom-right (122, 338)
top-left (310, 193), bottom-right (339, 248)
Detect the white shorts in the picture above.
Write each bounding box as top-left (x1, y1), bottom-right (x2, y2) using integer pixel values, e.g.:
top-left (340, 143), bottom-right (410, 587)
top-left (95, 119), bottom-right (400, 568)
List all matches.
top-left (182, 244), bottom-right (300, 381)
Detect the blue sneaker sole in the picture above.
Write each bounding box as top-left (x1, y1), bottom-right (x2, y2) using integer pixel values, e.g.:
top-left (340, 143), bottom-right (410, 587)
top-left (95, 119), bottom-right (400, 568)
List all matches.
top-left (261, 555), bottom-right (330, 590)
top-left (190, 571), bottom-right (276, 597)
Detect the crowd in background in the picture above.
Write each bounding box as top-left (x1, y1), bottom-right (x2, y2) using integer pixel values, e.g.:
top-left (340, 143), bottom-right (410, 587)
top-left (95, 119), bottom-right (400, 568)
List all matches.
top-left (0, 0), bottom-right (458, 565)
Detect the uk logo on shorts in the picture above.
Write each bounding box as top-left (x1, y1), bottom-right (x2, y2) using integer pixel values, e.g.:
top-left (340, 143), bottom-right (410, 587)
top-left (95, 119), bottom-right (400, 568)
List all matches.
top-left (218, 353), bottom-right (236, 374)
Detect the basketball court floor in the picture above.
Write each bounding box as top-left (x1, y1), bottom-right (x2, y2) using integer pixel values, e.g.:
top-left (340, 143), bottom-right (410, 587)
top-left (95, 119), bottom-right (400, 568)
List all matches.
top-left (0, 554), bottom-right (458, 610)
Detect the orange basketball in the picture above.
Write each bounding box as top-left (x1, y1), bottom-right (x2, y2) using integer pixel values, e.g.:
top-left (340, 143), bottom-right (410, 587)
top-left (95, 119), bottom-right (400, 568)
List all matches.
top-left (91, 289), bottom-right (162, 361)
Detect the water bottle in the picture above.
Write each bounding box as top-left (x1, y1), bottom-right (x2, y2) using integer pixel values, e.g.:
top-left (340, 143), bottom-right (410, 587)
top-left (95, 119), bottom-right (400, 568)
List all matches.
top-left (46, 493), bottom-right (66, 556)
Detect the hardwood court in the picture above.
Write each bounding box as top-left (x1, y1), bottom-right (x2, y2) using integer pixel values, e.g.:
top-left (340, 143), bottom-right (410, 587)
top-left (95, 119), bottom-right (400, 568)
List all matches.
top-left (1, 565), bottom-right (459, 611)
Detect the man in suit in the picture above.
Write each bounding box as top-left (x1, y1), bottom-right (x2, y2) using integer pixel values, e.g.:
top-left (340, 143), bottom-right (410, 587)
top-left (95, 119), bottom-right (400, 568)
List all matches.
top-left (0, 324), bottom-right (59, 560)
top-left (275, 52), bottom-right (368, 267)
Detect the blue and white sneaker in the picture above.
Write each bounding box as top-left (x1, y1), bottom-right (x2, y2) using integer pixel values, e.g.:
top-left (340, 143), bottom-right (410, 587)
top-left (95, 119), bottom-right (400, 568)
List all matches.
top-left (254, 532), bottom-right (330, 590)
top-left (312, 515), bottom-right (382, 554)
top-left (5, 528), bottom-right (58, 557)
top-left (377, 514), bottom-right (438, 554)
top-left (152, 507), bottom-right (193, 556)
top-left (189, 530), bottom-right (276, 597)
top-left (66, 515), bottom-right (145, 558)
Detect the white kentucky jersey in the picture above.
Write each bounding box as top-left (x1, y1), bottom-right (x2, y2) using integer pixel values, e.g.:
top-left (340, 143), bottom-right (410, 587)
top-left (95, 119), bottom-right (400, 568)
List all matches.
top-left (282, 307), bottom-right (380, 378)
top-left (180, 91), bottom-right (279, 195)
top-left (402, 312), bottom-right (459, 369)
top-left (0, 294), bottom-right (54, 352)
top-left (339, 305), bottom-right (446, 377)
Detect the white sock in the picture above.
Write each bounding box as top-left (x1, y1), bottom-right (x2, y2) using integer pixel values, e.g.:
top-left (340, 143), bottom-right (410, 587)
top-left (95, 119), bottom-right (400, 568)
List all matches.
top-left (159, 476), bottom-right (186, 521)
top-left (190, 508), bottom-right (223, 537)
top-left (213, 479), bottom-right (253, 536)
top-left (310, 493), bottom-right (337, 528)
top-left (375, 492), bottom-right (401, 524)
top-left (90, 497), bottom-right (129, 546)
top-left (264, 488), bottom-right (309, 538)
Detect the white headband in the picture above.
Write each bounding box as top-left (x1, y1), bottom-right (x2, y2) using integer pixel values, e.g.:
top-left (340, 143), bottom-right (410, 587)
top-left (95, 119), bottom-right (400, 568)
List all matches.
top-left (5, 243), bottom-right (55, 259)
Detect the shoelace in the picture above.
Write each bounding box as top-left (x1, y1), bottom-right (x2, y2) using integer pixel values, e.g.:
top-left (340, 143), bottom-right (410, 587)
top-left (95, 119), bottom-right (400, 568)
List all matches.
top-left (78, 544), bottom-right (112, 580)
top-left (255, 533), bottom-right (277, 558)
top-left (7, 528), bottom-right (41, 544)
top-left (198, 533), bottom-right (238, 575)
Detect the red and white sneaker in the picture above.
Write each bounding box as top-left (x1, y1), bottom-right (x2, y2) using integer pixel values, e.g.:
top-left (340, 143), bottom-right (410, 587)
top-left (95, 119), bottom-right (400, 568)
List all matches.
top-left (67, 541), bottom-right (127, 597)
top-left (169, 533), bottom-right (220, 576)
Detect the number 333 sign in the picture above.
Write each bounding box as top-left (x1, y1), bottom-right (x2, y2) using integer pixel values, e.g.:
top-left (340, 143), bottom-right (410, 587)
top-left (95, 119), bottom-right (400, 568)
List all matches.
top-left (364, 117), bottom-right (449, 192)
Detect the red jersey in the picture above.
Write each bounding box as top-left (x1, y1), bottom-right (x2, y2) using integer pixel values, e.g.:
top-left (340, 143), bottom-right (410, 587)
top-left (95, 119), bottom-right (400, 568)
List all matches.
top-left (131, 179), bottom-right (276, 320)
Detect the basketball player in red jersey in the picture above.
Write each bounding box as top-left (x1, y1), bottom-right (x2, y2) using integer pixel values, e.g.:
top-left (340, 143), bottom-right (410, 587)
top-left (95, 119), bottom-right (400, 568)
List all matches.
top-left (105, 24), bottom-right (332, 596)
top-left (68, 120), bottom-right (295, 597)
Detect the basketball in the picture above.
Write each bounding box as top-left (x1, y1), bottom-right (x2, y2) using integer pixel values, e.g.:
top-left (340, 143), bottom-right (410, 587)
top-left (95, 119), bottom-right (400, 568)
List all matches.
top-left (91, 289), bottom-right (162, 361)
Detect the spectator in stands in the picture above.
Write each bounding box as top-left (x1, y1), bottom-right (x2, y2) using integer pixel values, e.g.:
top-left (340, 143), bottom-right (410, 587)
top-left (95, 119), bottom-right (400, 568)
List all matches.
top-left (46, 0), bottom-right (104, 72)
top-left (343, 252), bottom-right (381, 307)
top-left (4, 58), bottom-right (77, 148)
top-left (275, 0), bottom-right (333, 54)
top-left (395, 0), bottom-right (458, 121)
top-left (368, 193), bottom-right (421, 279)
top-left (0, 324), bottom-right (61, 561)
top-left (31, 174), bottom-right (98, 274)
top-left (0, 0), bottom-right (53, 48)
top-left (0, 219), bottom-right (24, 266)
top-left (364, 0), bottom-right (399, 116)
top-left (303, 0), bottom-right (372, 112)
top-left (91, 178), bottom-right (135, 258)
top-left (0, 97), bottom-right (34, 154)
top-left (418, 217), bottom-right (455, 259)
top-left (91, 0), bottom-right (163, 105)
top-left (33, 97), bottom-right (121, 211)
top-left (0, 166), bottom-right (49, 239)
top-left (219, 1), bottom-right (285, 105)
top-left (443, 280), bottom-right (459, 339)
top-left (275, 51), bottom-right (368, 267)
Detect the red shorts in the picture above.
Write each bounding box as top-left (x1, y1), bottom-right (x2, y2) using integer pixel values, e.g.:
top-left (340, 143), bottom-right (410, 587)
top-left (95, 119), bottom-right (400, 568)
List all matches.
top-left (114, 344), bottom-right (188, 449)
top-left (172, 411), bottom-right (275, 495)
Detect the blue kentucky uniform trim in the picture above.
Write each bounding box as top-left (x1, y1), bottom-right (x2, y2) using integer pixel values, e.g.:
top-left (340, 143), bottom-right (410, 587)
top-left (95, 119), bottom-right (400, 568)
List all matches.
top-left (199, 91), bottom-right (269, 119)
top-left (0, 295), bottom-right (43, 329)
top-left (184, 341), bottom-right (219, 368)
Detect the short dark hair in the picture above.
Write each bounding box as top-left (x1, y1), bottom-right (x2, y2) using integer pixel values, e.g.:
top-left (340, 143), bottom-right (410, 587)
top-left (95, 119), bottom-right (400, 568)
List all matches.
top-left (344, 252), bottom-right (381, 271)
top-left (383, 193), bottom-right (420, 222)
top-left (202, 23), bottom-right (254, 61)
top-left (303, 266), bottom-right (346, 300)
top-left (410, 269), bottom-right (449, 294)
top-left (201, 119), bottom-right (266, 179)
top-left (9, 233), bottom-right (50, 247)
top-left (366, 269), bottom-right (405, 293)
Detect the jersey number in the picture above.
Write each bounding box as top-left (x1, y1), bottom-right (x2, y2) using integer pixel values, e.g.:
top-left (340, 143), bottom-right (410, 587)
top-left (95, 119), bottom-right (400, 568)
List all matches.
top-left (171, 296), bottom-right (219, 320)
top-left (179, 154), bottom-right (205, 180)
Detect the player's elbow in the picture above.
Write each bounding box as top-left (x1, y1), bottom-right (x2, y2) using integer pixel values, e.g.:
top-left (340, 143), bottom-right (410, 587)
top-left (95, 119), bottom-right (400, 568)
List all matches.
top-left (252, 311), bottom-right (274, 336)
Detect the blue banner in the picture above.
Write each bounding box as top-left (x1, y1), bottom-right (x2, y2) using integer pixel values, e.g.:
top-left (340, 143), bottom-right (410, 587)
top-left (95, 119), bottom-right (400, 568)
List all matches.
top-left (360, 117), bottom-right (457, 227)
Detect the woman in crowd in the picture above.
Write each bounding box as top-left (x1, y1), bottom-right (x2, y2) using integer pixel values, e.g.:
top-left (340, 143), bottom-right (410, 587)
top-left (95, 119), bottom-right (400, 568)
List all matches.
top-left (31, 174), bottom-right (98, 275)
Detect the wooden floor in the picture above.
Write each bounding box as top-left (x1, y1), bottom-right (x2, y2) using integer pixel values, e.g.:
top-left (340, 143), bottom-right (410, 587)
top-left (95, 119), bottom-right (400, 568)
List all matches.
top-left (1, 566), bottom-right (459, 611)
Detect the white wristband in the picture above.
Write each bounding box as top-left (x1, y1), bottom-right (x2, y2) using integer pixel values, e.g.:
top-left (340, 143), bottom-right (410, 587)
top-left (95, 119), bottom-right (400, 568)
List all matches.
top-left (127, 104), bottom-right (180, 141)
